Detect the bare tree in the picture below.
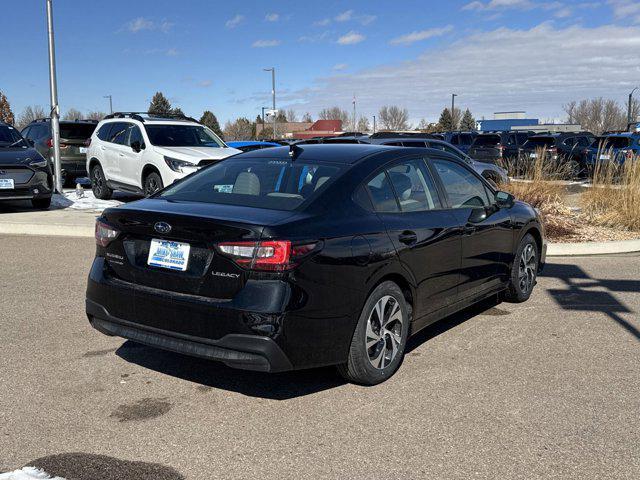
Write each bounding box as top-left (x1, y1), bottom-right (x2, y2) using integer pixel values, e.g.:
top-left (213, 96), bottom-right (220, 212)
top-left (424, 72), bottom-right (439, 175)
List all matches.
top-left (416, 118), bottom-right (430, 131)
top-left (63, 108), bottom-right (83, 121)
top-left (563, 97), bottom-right (630, 134)
top-left (357, 116), bottom-right (370, 132)
top-left (285, 109), bottom-right (298, 122)
top-left (378, 105), bottom-right (410, 130)
top-left (302, 112), bottom-right (313, 123)
top-left (223, 117), bottom-right (253, 141)
top-left (16, 105), bottom-right (46, 130)
top-left (318, 107), bottom-right (350, 126)
top-left (86, 111), bottom-right (107, 121)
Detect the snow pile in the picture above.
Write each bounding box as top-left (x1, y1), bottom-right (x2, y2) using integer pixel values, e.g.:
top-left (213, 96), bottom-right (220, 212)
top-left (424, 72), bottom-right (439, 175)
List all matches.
top-left (0, 467), bottom-right (65, 480)
top-left (51, 190), bottom-right (123, 212)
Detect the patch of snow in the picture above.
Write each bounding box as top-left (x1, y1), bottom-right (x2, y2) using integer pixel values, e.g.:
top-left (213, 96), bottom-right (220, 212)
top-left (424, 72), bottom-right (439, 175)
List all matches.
top-left (51, 190), bottom-right (123, 212)
top-left (0, 467), bottom-right (65, 480)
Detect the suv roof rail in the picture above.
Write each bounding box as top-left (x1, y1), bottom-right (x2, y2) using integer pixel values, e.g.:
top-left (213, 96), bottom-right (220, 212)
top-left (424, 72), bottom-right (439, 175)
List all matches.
top-left (369, 131), bottom-right (435, 139)
top-left (104, 112), bottom-right (200, 124)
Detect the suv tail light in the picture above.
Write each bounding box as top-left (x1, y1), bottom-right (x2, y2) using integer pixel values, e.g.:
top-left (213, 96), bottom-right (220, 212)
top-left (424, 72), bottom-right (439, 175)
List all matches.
top-left (625, 149), bottom-right (634, 161)
top-left (95, 220), bottom-right (119, 247)
top-left (84, 138), bottom-right (92, 147)
top-left (217, 240), bottom-right (317, 271)
top-left (46, 138), bottom-right (52, 148)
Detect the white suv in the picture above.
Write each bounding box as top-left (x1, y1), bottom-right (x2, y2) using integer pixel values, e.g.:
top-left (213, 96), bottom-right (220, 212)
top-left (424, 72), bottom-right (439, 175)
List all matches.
top-left (86, 113), bottom-right (241, 199)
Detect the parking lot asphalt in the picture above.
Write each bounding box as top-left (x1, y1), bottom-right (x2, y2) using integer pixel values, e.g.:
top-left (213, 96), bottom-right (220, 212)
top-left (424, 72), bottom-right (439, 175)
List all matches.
top-left (1, 234), bottom-right (639, 480)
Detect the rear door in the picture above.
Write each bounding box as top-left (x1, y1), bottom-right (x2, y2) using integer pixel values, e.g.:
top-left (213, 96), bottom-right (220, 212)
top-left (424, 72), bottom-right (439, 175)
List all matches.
top-left (103, 122), bottom-right (129, 183)
top-left (365, 157), bottom-right (461, 316)
top-left (428, 158), bottom-right (513, 298)
top-left (118, 124), bottom-right (146, 188)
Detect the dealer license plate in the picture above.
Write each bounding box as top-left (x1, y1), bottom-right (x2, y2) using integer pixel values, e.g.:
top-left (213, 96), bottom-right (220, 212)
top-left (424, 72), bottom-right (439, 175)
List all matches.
top-left (0, 178), bottom-right (14, 189)
top-left (147, 239), bottom-right (190, 271)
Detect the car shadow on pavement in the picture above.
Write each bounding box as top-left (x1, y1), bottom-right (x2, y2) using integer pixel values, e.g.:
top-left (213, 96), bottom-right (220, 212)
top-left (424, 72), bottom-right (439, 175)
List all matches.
top-left (540, 262), bottom-right (640, 341)
top-left (116, 341), bottom-right (346, 400)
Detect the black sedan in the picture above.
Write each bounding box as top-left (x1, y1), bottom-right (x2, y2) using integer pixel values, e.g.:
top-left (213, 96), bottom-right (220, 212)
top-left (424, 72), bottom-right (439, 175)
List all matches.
top-left (0, 122), bottom-right (53, 209)
top-left (86, 144), bottom-right (546, 385)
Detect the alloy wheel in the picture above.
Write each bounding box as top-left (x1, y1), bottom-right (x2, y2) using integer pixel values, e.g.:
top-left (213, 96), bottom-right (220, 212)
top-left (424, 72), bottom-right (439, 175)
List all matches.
top-left (145, 177), bottom-right (160, 196)
top-left (365, 295), bottom-right (404, 370)
top-left (518, 243), bottom-right (537, 294)
top-left (92, 168), bottom-right (103, 196)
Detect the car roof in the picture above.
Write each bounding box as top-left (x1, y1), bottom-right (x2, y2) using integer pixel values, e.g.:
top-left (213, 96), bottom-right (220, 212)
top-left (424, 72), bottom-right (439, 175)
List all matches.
top-left (227, 141), bottom-right (280, 147)
top-left (233, 143), bottom-right (441, 165)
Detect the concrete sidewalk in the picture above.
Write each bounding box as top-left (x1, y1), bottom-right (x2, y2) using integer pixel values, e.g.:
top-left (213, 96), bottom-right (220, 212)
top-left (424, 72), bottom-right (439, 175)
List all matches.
top-left (0, 208), bottom-right (96, 237)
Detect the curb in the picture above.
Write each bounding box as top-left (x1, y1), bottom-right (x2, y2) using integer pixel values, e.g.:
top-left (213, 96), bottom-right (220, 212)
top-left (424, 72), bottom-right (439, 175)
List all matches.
top-left (0, 222), bottom-right (94, 238)
top-left (547, 238), bottom-right (640, 256)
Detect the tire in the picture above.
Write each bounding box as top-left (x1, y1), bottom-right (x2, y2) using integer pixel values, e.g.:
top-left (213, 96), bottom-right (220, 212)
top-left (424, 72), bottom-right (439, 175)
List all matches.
top-left (31, 196), bottom-right (51, 210)
top-left (337, 281), bottom-right (410, 385)
top-left (503, 233), bottom-right (539, 303)
top-left (63, 174), bottom-right (76, 189)
top-left (143, 171), bottom-right (163, 197)
top-left (90, 164), bottom-right (113, 200)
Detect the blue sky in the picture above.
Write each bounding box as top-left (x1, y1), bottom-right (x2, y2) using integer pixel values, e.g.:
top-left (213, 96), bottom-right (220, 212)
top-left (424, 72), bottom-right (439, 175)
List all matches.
top-left (2, 0), bottom-right (640, 126)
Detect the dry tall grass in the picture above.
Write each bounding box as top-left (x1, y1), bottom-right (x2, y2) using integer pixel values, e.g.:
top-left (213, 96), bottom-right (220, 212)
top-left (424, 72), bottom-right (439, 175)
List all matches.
top-left (581, 157), bottom-right (640, 231)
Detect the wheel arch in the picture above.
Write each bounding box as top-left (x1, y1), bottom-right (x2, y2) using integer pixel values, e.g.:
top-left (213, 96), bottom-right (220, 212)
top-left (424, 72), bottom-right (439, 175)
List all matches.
top-left (141, 163), bottom-right (161, 183)
top-left (88, 157), bottom-right (101, 172)
top-left (365, 270), bottom-right (416, 323)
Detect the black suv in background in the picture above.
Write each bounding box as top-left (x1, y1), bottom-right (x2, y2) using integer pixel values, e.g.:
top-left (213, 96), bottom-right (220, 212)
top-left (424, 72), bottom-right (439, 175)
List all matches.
top-left (0, 122), bottom-right (53, 209)
top-left (21, 118), bottom-right (98, 187)
top-left (441, 131), bottom-right (478, 154)
top-left (469, 131), bottom-right (531, 164)
top-left (519, 132), bottom-right (595, 175)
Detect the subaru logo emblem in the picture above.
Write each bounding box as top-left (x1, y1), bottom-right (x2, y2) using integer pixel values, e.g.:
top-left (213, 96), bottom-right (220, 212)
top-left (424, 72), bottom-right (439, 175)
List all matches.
top-left (154, 222), bottom-right (172, 234)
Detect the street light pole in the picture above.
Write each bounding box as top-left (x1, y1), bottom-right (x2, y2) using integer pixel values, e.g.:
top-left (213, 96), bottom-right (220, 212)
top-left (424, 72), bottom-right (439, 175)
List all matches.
top-left (46, 0), bottom-right (62, 193)
top-left (264, 68), bottom-right (276, 138)
top-left (451, 93), bottom-right (458, 130)
top-left (373, 115), bottom-right (376, 134)
top-left (628, 87), bottom-right (638, 125)
top-left (104, 95), bottom-right (113, 114)
top-left (261, 106), bottom-right (267, 138)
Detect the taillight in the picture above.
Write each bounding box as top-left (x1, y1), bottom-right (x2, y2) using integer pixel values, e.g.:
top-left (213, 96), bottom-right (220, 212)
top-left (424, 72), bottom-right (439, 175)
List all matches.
top-left (496, 144), bottom-right (504, 156)
top-left (95, 220), bottom-right (119, 247)
top-left (625, 149), bottom-right (634, 160)
top-left (46, 138), bottom-right (52, 148)
top-left (217, 240), bottom-right (317, 271)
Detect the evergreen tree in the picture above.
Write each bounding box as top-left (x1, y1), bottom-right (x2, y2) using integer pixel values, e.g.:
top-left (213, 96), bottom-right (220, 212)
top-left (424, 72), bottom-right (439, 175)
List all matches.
top-left (460, 108), bottom-right (476, 131)
top-left (148, 92), bottom-right (172, 115)
top-left (199, 110), bottom-right (224, 140)
top-left (276, 111), bottom-right (287, 123)
top-left (171, 107), bottom-right (185, 116)
top-left (255, 115), bottom-right (263, 125)
top-left (437, 108), bottom-right (454, 131)
top-left (0, 91), bottom-right (15, 125)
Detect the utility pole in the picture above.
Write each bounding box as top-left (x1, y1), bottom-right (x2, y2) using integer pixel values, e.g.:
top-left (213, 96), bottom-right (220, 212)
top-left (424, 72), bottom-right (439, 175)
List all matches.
top-left (352, 94), bottom-right (356, 132)
top-left (104, 95), bottom-right (113, 114)
top-left (373, 115), bottom-right (376, 134)
top-left (628, 87), bottom-right (638, 125)
top-left (451, 93), bottom-right (457, 130)
top-left (264, 68), bottom-right (276, 138)
top-left (46, 0), bottom-right (62, 193)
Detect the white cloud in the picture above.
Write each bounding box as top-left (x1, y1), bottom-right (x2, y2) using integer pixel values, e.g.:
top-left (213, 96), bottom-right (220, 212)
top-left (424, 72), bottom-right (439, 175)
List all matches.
top-left (265, 13), bottom-right (279, 22)
top-left (314, 18), bottom-right (331, 27)
top-left (609, 0), bottom-right (640, 23)
top-left (389, 26), bottom-right (454, 45)
top-left (298, 31), bottom-right (331, 43)
top-left (335, 10), bottom-right (354, 22)
top-left (337, 31), bottom-right (365, 45)
top-left (333, 63), bottom-right (349, 71)
top-left (126, 17), bottom-right (173, 33)
top-left (284, 24), bottom-right (640, 121)
top-left (226, 14), bottom-right (244, 28)
top-left (165, 48), bottom-right (178, 56)
top-left (199, 80), bottom-right (212, 87)
top-left (252, 39), bottom-right (281, 48)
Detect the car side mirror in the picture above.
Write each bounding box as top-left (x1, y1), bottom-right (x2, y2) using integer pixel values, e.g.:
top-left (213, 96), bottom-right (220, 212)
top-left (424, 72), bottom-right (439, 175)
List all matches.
top-left (495, 190), bottom-right (514, 208)
top-left (131, 140), bottom-right (144, 153)
top-left (468, 207), bottom-right (488, 224)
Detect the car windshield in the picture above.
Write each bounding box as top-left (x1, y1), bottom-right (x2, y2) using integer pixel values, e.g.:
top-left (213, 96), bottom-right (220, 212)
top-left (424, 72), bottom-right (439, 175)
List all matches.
top-left (473, 135), bottom-right (501, 146)
top-left (158, 158), bottom-right (343, 211)
top-left (598, 136), bottom-right (632, 149)
top-left (524, 136), bottom-right (555, 148)
top-left (145, 124), bottom-right (224, 148)
top-left (60, 123), bottom-right (96, 140)
top-left (0, 125), bottom-right (27, 148)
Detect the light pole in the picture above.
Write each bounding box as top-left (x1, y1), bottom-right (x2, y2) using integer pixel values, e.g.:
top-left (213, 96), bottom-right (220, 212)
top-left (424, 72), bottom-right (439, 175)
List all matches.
top-left (46, 0), bottom-right (62, 193)
top-left (260, 106), bottom-right (268, 138)
top-left (104, 95), bottom-right (113, 114)
top-left (373, 115), bottom-right (376, 134)
top-left (263, 68), bottom-right (276, 138)
top-left (628, 87), bottom-right (638, 125)
top-left (451, 93), bottom-right (457, 130)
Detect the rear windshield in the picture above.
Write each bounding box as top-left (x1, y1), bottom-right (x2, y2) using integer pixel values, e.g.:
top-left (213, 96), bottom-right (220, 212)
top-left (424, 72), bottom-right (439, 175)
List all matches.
top-left (60, 123), bottom-right (96, 140)
top-left (524, 136), bottom-right (556, 148)
top-left (598, 136), bottom-right (632, 149)
top-left (0, 125), bottom-right (25, 147)
top-left (145, 124), bottom-right (224, 148)
top-left (158, 158), bottom-right (343, 211)
top-left (472, 135), bottom-right (501, 146)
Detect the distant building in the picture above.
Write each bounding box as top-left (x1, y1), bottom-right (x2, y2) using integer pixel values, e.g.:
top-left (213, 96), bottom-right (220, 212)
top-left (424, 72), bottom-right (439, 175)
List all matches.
top-left (255, 119), bottom-right (344, 139)
top-left (512, 124), bottom-right (582, 133)
top-left (478, 111), bottom-right (539, 131)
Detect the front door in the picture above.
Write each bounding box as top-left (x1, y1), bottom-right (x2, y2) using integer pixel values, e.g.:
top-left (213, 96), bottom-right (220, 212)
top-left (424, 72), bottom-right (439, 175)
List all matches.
top-left (429, 158), bottom-right (513, 299)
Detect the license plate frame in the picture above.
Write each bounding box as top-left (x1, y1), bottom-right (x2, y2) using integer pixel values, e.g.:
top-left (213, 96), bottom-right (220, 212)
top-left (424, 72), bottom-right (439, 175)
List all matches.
top-left (147, 238), bottom-right (191, 271)
top-left (0, 178), bottom-right (15, 189)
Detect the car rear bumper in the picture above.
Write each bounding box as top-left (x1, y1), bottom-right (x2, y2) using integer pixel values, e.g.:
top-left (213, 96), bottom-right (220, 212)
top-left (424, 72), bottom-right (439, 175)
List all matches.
top-left (86, 298), bottom-right (293, 372)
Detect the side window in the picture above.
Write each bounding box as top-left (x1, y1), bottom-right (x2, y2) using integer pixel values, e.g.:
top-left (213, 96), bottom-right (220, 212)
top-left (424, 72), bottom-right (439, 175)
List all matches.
top-left (462, 134), bottom-right (473, 146)
top-left (126, 124), bottom-right (144, 147)
top-left (365, 171), bottom-right (399, 213)
top-left (563, 137), bottom-right (576, 147)
top-left (516, 133), bottom-right (529, 145)
top-left (506, 133), bottom-right (516, 146)
top-left (96, 123), bottom-right (112, 141)
top-left (353, 184), bottom-right (373, 211)
top-left (382, 141), bottom-right (404, 147)
top-left (109, 122), bottom-right (128, 145)
top-left (21, 127), bottom-right (31, 139)
top-left (450, 134), bottom-right (460, 145)
top-left (387, 160), bottom-right (441, 212)
top-left (432, 159), bottom-right (491, 209)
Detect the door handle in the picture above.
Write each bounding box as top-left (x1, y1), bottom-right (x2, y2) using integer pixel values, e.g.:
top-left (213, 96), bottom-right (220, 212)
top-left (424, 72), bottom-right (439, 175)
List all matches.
top-left (398, 231), bottom-right (417, 245)
top-left (463, 224), bottom-right (477, 235)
